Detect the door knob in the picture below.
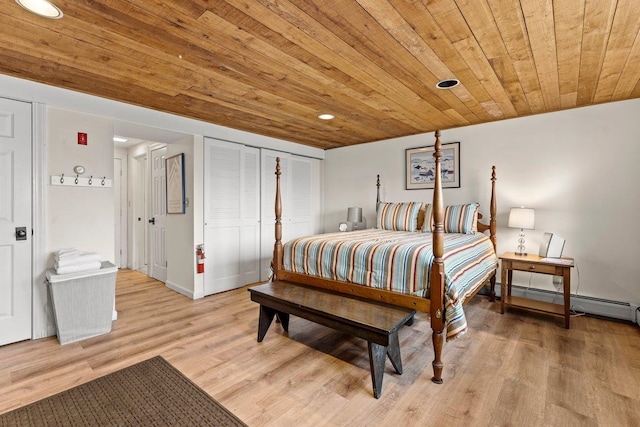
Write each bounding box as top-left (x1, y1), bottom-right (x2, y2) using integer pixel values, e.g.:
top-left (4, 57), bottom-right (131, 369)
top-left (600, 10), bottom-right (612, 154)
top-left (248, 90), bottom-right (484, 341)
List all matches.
top-left (148, 218), bottom-right (155, 225)
top-left (16, 227), bottom-right (27, 240)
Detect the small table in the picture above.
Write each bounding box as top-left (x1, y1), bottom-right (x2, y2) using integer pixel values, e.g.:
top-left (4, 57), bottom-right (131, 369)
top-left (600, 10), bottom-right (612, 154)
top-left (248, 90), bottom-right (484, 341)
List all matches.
top-left (499, 252), bottom-right (575, 328)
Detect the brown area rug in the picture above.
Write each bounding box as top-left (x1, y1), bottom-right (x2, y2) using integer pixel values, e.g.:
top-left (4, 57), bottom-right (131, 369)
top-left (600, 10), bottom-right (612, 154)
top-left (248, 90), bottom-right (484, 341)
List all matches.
top-left (0, 356), bottom-right (246, 426)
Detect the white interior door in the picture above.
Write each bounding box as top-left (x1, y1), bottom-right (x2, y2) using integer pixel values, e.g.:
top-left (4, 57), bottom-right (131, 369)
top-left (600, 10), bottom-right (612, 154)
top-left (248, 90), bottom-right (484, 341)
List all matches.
top-left (132, 153), bottom-right (147, 272)
top-left (113, 157), bottom-right (125, 268)
top-left (149, 146), bottom-right (167, 282)
top-left (0, 97), bottom-right (32, 346)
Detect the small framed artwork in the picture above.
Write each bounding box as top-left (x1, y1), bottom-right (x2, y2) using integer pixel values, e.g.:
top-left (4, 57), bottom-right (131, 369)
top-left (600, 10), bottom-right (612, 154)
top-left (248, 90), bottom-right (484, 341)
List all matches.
top-left (406, 142), bottom-right (460, 190)
top-left (166, 153), bottom-right (186, 214)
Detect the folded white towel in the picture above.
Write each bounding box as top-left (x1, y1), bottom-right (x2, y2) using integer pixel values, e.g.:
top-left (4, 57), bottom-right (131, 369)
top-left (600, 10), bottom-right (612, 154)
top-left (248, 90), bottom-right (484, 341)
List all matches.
top-left (55, 252), bottom-right (102, 268)
top-left (55, 248), bottom-right (82, 260)
top-left (55, 261), bottom-right (102, 275)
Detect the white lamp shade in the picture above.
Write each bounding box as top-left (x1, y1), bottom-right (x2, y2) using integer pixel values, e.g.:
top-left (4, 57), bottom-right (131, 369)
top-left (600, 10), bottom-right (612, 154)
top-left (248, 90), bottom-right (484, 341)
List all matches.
top-left (347, 207), bottom-right (363, 223)
top-left (508, 207), bottom-right (535, 230)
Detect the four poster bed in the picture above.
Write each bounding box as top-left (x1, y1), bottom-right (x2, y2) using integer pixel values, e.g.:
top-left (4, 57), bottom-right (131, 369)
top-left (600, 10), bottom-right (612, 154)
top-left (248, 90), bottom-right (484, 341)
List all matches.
top-left (270, 131), bottom-right (497, 384)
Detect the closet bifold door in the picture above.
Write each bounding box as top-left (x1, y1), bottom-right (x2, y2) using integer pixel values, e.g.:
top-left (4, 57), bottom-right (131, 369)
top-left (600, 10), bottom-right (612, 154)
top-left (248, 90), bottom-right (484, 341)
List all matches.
top-left (203, 139), bottom-right (260, 295)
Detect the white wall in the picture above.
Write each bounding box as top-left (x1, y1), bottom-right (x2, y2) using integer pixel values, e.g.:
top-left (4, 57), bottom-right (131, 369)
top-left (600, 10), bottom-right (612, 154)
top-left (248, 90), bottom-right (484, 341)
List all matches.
top-left (165, 136), bottom-right (198, 297)
top-left (324, 99), bottom-right (640, 304)
top-left (47, 106), bottom-right (115, 263)
top-left (39, 106), bottom-right (116, 334)
top-left (192, 136), bottom-right (205, 298)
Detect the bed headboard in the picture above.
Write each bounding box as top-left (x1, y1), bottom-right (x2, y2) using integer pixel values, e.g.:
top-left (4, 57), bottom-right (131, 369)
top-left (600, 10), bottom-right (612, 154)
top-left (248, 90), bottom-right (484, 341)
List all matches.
top-left (374, 166), bottom-right (497, 252)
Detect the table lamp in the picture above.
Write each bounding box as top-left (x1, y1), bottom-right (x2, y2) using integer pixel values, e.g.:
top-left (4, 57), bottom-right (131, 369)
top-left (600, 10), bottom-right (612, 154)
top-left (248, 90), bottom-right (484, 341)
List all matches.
top-left (508, 207), bottom-right (535, 256)
top-left (347, 207), bottom-right (363, 231)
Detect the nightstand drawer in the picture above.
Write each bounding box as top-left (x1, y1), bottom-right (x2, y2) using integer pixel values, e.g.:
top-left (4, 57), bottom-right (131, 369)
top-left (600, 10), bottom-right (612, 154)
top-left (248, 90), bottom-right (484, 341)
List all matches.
top-left (510, 261), bottom-right (557, 275)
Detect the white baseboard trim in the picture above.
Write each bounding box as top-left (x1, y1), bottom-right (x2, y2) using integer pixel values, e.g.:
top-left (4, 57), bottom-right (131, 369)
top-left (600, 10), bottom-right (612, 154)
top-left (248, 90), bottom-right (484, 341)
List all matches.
top-left (165, 280), bottom-right (195, 299)
top-left (631, 303), bottom-right (640, 325)
top-left (495, 284), bottom-right (638, 325)
top-left (32, 325), bottom-right (57, 340)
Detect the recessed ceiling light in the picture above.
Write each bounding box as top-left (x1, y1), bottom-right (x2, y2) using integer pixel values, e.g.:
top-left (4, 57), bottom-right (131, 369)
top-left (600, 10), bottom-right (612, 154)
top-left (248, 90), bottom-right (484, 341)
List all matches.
top-left (436, 79), bottom-right (460, 89)
top-left (113, 137), bottom-right (128, 143)
top-left (15, 0), bottom-right (63, 19)
top-left (318, 113), bottom-right (335, 120)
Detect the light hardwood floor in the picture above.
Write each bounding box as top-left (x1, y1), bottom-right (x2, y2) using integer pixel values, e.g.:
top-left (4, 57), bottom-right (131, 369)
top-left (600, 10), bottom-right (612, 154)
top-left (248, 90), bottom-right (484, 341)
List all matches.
top-left (1, 269), bottom-right (639, 426)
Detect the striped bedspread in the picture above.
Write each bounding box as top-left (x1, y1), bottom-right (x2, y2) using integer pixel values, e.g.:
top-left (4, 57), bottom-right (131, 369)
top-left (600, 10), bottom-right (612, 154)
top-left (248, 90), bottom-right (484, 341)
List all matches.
top-left (283, 229), bottom-right (497, 339)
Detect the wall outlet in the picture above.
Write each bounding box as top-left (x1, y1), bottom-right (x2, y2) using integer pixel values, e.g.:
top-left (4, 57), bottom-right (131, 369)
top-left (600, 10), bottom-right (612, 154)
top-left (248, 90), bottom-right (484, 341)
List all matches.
top-left (552, 276), bottom-right (563, 291)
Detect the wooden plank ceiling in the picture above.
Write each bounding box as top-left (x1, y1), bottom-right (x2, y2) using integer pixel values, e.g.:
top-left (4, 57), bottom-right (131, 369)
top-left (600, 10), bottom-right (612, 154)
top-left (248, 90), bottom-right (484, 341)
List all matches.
top-left (2, 0), bottom-right (640, 149)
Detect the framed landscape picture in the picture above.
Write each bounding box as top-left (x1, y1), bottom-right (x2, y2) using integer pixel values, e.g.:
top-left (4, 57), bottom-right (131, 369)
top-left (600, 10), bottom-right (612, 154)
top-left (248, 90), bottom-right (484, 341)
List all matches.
top-left (406, 142), bottom-right (460, 189)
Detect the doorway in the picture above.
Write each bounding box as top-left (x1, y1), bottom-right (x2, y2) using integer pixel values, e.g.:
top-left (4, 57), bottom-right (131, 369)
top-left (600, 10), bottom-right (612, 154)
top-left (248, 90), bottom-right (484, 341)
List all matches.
top-left (131, 152), bottom-right (148, 273)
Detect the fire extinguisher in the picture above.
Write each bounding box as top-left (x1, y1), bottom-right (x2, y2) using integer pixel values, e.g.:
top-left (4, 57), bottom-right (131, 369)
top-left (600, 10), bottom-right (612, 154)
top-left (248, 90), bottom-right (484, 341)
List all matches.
top-left (196, 245), bottom-right (205, 274)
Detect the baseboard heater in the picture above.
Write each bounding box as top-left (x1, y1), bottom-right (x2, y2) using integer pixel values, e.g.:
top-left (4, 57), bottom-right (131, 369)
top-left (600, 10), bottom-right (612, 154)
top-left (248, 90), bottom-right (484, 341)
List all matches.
top-left (484, 284), bottom-right (639, 326)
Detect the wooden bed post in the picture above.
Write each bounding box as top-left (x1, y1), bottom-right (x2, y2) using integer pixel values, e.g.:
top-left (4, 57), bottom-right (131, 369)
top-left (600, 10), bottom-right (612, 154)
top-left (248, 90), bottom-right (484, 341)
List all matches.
top-left (489, 166), bottom-right (497, 301)
top-left (273, 157), bottom-right (283, 281)
top-left (430, 130), bottom-right (445, 384)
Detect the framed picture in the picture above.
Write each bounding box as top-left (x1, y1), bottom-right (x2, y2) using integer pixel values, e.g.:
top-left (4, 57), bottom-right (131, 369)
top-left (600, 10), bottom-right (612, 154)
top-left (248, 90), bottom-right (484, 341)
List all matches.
top-left (166, 153), bottom-right (186, 214)
top-left (406, 142), bottom-right (460, 189)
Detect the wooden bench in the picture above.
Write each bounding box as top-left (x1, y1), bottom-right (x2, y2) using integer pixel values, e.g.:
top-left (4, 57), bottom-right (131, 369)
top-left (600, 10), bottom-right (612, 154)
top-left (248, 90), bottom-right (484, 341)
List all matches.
top-left (248, 280), bottom-right (416, 398)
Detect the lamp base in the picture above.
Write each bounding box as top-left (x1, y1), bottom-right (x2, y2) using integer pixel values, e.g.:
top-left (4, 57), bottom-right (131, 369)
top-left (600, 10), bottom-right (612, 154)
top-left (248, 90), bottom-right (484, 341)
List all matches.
top-left (514, 252), bottom-right (528, 256)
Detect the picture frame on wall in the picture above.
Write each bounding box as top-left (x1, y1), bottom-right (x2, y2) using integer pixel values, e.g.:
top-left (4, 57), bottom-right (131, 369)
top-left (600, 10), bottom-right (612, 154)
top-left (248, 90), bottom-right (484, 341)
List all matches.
top-left (166, 153), bottom-right (186, 214)
top-left (406, 142), bottom-right (460, 190)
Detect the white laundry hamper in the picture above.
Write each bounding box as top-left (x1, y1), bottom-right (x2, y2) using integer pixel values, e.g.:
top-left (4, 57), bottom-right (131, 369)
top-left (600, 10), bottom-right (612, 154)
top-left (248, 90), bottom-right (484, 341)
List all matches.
top-left (46, 261), bottom-right (117, 345)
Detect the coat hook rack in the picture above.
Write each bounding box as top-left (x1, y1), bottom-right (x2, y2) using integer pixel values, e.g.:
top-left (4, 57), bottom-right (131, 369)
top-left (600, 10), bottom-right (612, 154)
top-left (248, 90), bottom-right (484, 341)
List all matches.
top-left (50, 173), bottom-right (112, 188)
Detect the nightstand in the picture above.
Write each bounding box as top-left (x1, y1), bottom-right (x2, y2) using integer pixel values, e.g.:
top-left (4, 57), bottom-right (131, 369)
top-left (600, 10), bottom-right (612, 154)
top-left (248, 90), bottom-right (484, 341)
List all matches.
top-left (499, 252), bottom-right (575, 328)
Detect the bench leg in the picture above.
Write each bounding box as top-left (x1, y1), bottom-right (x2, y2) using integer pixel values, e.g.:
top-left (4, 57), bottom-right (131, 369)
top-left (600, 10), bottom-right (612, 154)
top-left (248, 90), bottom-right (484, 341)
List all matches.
top-left (368, 331), bottom-right (403, 398)
top-left (368, 342), bottom-right (386, 399)
top-left (404, 313), bottom-right (415, 327)
top-left (257, 306), bottom-right (290, 342)
top-left (386, 332), bottom-right (403, 375)
top-left (278, 312), bottom-right (290, 331)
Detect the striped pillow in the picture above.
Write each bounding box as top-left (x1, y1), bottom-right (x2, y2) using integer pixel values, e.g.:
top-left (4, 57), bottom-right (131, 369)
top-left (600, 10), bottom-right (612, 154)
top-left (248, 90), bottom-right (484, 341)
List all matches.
top-left (376, 202), bottom-right (422, 232)
top-left (443, 203), bottom-right (479, 234)
top-left (420, 204), bottom-right (434, 232)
